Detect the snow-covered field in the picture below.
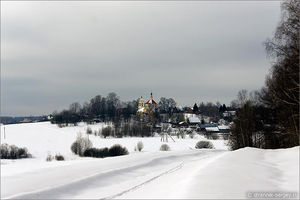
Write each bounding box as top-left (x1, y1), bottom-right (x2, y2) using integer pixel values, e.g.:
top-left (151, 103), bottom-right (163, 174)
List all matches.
top-left (1, 122), bottom-right (299, 199)
top-left (0, 122), bottom-right (226, 159)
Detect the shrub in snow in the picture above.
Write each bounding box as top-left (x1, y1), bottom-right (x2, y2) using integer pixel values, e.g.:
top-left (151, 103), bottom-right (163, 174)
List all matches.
top-left (97, 129), bottom-right (102, 137)
top-left (195, 141), bottom-right (214, 149)
top-left (55, 154), bottom-right (65, 161)
top-left (17, 147), bottom-right (29, 158)
top-left (176, 130), bottom-right (186, 139)
top-left (115, 129), bottom-right (124, 138)
top-left (0, 143), bottom-right (31, 159)
top-left (101, 126), bottom-right (112, 138)
top-left (57, 123), bottom-right (66, 128)
top-left (160, 144), bottom-right (171, 151)
top-left (189, 131), bottom-right (196, 139)
top-left (71, 136), bottom-right (92, 156)
top-left (108, 144), bottom-right (129, 156)
top-left (222, 134), bottom-right (229, 140)
top-left (136, 141), bottom-right (144, 152)
top-left (211, 133), bottom-right (219, 140)
top-left (83, 147), bottom-right (109, 158)
top-left (84, 145), bottom-right (128, 158)
top-left (181, 131), bottom-right (186, 139)
top-left (129, 122), bottom-right (152, 137)
top-left (93, 130), bottom-right (97, 135)
top-left (9, 145), bottom-right (19, 158)
top-left (46, 154), bottom-right (53, 161)
top-left (83, 148), bottom-right (93, 157)
top-left (0, 144), bottom-right (9, 158)
top-left (86, 127), bottom-right (93, 135)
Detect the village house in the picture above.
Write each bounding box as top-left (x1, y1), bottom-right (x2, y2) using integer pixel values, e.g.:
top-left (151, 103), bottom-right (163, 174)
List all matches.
top-left (183, 108), bottom-right (196, 121)
top-left (187, 116), bottom-right (201, 130)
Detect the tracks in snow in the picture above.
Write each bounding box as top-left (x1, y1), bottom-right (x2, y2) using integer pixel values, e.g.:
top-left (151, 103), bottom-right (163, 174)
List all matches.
top-left (5, 150), bottom-right (226, 199)
top-left (101, 162), bottom-right (185, 199)
top-left (101, 152), bottom-right (223, 199)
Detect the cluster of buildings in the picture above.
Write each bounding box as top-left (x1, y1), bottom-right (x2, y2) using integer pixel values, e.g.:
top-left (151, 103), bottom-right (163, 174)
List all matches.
top-left (182, 110), bottom-right (232, 134)
top-left (136, 93), bottom-right (232, 135)
top-left (179, 115), bottom-right (231, 134)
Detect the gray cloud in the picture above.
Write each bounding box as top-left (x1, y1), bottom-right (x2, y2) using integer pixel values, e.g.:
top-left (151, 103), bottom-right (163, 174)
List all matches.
top-left (1, 1), bottom-right (281, 116)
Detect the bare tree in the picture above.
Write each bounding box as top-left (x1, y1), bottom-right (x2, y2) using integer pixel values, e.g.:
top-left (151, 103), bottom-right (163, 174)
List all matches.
top-left (69, 102), bottom-right (81, 114)
top-left (263, 0), bottom-right (299, 144)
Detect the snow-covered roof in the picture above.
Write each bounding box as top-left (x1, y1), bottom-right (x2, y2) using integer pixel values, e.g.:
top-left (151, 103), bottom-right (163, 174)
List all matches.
top-left (223, 111), bottom-right (236, 116)
top-left (205, 127), bottom-right (219, 132)
top-left (218, 125), bottom-right (230, 130)
top-left (228, 111), bottom-right (236, 115)
top-left (179, 121), bottom-right (188, 125)
top-left (200, 124), bottom-right (215, 128)
top-left (223, 112), bottom-right (230, 117)
top-left (188, 117), bottom-right (201, 123)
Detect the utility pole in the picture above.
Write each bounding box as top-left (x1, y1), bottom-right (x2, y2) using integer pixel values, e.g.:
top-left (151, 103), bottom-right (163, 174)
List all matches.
top-left (4, 126), bottom-right (6, 140)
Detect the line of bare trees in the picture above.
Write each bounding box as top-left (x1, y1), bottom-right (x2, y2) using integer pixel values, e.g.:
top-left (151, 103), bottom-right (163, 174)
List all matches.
top-left (52, 93), bottom-right (138, 125)
top-left (229, 0), bottom-right (299, 149)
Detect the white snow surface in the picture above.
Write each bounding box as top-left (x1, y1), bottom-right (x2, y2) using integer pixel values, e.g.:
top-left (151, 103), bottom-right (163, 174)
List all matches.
top-left (205, 127), bottom-right (219, 132)
top-left (1, 122), bottom-right (299, 199)
top-left (188, 117), bottom-right (201, 123)
top-left (218, 125), bottom-right (230, 129)
top-left (0, 122), bottom-right (226, 160)
top-left (122, 146), bottom-right (299, 199)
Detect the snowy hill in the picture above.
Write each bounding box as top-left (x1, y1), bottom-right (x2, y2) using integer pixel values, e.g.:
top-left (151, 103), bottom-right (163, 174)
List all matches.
top-left (1, 122), bottom-right (298, 199)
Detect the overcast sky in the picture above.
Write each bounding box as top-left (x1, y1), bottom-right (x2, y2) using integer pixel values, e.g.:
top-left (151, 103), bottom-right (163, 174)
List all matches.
top-left (1, 1), bottom-right (281, 116)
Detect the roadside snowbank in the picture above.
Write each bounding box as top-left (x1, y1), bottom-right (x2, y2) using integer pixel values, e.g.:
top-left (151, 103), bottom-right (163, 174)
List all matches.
top-left (121, 146), bottom-right (299, 199)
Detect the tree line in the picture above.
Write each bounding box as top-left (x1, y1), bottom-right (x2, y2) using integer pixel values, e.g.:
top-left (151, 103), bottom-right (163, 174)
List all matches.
top-left (51, 93), bottom-right (181, 125)
top-left (229, 0), bottom-right (299, 149)
top-left (52, 92), bottom-right (138, 125)
top-left (51, 92), bottom-right (230, 126)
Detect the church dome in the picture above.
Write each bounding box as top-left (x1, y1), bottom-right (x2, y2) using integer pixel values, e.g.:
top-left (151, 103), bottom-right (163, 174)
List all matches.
top-left (145, 92), bottom-right (157, 105)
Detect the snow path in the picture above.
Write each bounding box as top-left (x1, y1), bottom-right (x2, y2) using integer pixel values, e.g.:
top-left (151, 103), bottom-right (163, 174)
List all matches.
top-left (2, 150), bottom-right (227, 199)
top-left (100, 161), bottom-right (185, 200)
